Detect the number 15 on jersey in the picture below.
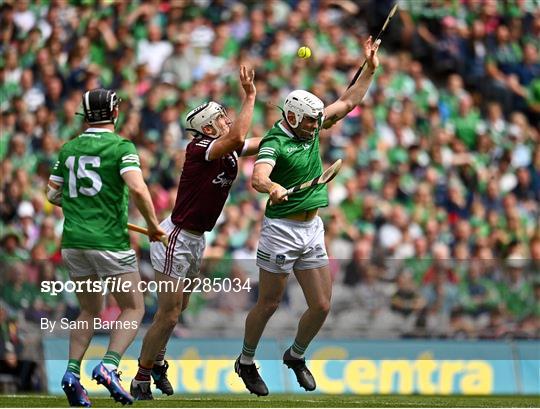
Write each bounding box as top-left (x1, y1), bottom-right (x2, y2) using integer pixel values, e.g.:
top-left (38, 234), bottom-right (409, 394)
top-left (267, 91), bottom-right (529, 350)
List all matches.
top-left (64, 155), bottom-right (103, 198)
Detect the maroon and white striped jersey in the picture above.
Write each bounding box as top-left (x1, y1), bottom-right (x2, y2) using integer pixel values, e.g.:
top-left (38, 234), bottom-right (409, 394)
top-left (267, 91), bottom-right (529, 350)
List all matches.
top-left (171, 135), bottom-right (244, 232)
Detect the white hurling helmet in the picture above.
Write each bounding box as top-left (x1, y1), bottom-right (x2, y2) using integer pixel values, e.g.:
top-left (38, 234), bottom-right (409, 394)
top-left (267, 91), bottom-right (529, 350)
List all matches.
top-left (185, 101), bottom-right (228, 138)
top-left (283, 90), bottom-right (324, 139)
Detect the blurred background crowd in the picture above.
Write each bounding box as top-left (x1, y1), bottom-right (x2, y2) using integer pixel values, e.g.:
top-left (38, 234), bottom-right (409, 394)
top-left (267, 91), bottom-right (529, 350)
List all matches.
top-left (1, 0), bottom-right (539, 391)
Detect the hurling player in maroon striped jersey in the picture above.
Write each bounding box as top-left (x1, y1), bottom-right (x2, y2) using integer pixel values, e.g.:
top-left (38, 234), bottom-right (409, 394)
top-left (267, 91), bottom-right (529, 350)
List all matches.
top-left (130, 66), bottom-right (261, 400)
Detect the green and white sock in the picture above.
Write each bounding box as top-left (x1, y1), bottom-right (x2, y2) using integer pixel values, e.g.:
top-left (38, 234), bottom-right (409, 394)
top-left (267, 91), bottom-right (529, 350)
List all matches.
top-left (102, 350), bottom-right (121, 371)
top-left (240, 342), bottom-right (256, 365)
top-left (67, 359), bottom-right (81, 378)
top-left (291, 340), bottom-right (307, 359)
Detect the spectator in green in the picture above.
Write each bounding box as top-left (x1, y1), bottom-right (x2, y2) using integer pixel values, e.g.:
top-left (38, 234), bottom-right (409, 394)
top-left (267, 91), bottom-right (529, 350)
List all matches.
top-left (0, 231), bottom-right (28, 266)
top-left (2, 262), bottom-right (37, 312)
top-left (451, 94), bottom-right (481, 150)
top-left (339, 178), bottom-right (362, 224)
top-left (8, 134), bottom-right (37, 172)
top-left (500, 255), bottom-right (533, 319)
top-left (404, 236), bottom-right (432, 284)
top-left (438, 73), bottom-right (467, 122)
top-left (458, 260), bottom-right (501, 318)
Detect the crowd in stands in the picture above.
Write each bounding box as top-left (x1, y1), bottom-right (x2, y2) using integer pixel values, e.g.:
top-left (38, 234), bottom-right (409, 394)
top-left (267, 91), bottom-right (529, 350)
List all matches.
top-left (1, 3), bottom-right (539, 385)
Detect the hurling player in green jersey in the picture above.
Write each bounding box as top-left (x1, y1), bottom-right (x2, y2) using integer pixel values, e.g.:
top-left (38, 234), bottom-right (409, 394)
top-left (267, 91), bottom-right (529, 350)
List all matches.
top-left (235, 37), bottom-right (380, 396)
top-left (47, 89), bottom-right (165, 406)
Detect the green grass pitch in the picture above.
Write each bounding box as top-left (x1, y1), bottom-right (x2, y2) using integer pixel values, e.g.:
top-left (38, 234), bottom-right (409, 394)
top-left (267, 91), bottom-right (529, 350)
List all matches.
top-left (0, 394), bottom-right (538, 408)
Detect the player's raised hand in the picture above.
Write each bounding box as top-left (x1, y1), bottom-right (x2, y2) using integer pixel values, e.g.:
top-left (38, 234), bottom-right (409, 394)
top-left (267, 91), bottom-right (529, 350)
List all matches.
top-left (239, 65), bottom-right (256, 97)
top-left (364, 36), bottom-right (380, 71)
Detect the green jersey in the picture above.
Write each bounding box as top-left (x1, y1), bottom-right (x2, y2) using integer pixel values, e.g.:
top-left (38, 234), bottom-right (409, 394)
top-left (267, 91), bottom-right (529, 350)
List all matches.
top-left (50, 128), bottom-right (140, 250)
top-left (256, 121), bottom-right (328, 218)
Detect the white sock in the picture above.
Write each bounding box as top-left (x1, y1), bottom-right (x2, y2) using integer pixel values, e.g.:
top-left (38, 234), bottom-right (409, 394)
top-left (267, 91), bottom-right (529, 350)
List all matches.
top-left (239, 354), bottom-right (254, 365)
top-left (290, 348), bottom-right (304, 359)
top-left (103, 363), bottom-right (117, 372)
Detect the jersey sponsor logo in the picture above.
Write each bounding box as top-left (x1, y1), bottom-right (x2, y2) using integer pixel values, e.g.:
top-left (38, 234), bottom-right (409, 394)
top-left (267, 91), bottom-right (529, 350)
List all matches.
top-left (275, 254), bottom-right (286, 266)
top-left (212, 171), bottom-right (234, 188)
top-left (286, 143), bottom-right (310, 154)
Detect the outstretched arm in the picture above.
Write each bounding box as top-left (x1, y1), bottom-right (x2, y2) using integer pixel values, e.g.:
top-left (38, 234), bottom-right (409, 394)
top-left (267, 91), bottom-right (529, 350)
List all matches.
top-left (322, 36), bottom-right (380, 129)
top-left (240, 137), bottom-right (263, 157)
top-left (207, 66), bottom-right (256, 160)
top-left (122, 170), bottom-right (165, 242)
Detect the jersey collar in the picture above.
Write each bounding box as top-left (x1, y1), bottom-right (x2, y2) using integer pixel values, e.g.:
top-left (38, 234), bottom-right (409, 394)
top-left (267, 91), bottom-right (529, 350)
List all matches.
top-left (85, 128), bottom-right (113, 133)
top-left (278, 121), bottom-right (295, 139)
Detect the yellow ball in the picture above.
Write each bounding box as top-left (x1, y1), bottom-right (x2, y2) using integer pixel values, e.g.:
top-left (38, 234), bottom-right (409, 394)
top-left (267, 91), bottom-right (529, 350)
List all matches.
top-left (297, 46), bottom-right (312, 59)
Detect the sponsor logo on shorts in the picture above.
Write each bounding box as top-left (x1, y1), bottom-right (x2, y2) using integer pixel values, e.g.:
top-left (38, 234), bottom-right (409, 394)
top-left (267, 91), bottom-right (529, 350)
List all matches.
top-left (275, 254), bottom-right (286, 266)
top-left (177, 262), bottom-right (189, 276)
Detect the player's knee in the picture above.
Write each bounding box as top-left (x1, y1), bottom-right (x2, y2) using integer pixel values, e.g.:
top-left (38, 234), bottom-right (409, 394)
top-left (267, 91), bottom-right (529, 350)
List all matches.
top-left (258, 299), bottom-right (280, 316)
top-left (131, 305), bottom-right (145, 322)
top-left (160, 314), bottom-right (179, 331)
top-left (156, 307), bottom-right (181, 330)
top-left (80, 306), bottom-right (101, 319)
top-left (311, 300), bottom-right (331, 316)
top-left (119, 300), bottom-right (145, 318)
top-left (116, 291), bottom-right (145, 311)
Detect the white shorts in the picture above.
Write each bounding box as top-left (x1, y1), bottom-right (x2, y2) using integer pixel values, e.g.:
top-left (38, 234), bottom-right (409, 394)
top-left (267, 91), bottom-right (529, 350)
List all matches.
top-left (256, 216), bottom-right (329, 274)
top-left (150, 217), bottom-right (205, 280)
top-left (62, 249), bottom-right (138, 278)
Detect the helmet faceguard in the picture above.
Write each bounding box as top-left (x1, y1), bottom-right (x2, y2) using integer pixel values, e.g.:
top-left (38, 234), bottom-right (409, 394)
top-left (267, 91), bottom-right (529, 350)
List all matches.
top-left (82, 89), bottom-right (120, 125)
top-left (283, 90), bottom-right (324, 140)
top-left (185, 101), bottom-right (230, 138)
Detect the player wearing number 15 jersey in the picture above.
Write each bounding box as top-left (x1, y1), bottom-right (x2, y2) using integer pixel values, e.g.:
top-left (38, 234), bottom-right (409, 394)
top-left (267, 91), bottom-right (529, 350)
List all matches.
top-left (47, 89), bottom-right (165, 407)
top-left (50, 128), bottom-right (143, 250)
